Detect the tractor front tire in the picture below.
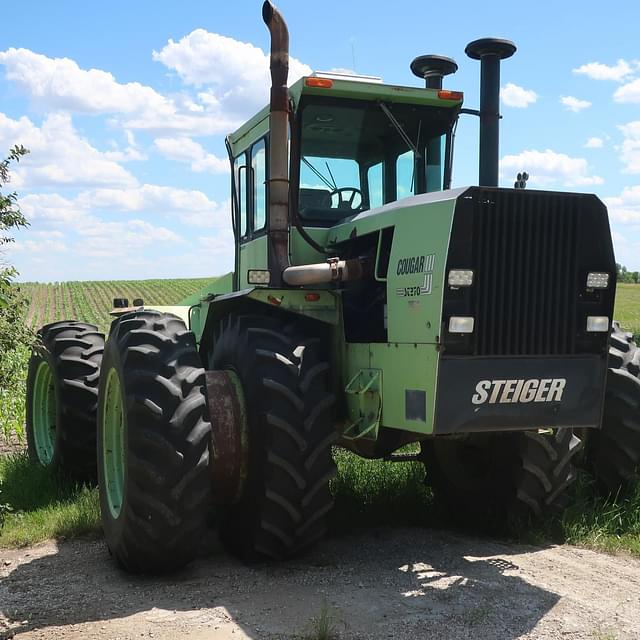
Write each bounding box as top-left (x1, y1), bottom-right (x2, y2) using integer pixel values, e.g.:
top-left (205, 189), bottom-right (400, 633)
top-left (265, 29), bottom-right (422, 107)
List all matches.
top-left (97, 310), bottom-right (212, 573)
top-left (586, 322), bottom-right (640, 496)
top-left (210, 314), bottom-right (336, 561)
top-left (421, 429), bottom-right (582, 528)
top-left (26, 321), bottom-right (104, 481)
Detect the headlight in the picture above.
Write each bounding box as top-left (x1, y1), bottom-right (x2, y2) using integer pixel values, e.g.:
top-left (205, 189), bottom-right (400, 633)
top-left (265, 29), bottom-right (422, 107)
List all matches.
top-left (586, 272), bottom-right (609, 289)
top-left (449, 316), bottom-right (475, 333)
top-left (448, 269), bottom-right (474, 287)
top-left (248, 269), bottom-right (271, 285)
top-left (586, 316), bottom-right (610, 332)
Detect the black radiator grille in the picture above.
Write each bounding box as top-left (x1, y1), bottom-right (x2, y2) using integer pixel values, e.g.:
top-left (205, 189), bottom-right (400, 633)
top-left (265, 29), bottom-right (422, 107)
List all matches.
top-left (473, 190), bottom-right (580, 356)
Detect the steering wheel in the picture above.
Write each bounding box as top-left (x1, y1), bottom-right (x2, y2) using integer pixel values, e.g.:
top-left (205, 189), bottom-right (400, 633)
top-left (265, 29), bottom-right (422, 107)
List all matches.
top-left (330, 187), bottom-right (364, 212)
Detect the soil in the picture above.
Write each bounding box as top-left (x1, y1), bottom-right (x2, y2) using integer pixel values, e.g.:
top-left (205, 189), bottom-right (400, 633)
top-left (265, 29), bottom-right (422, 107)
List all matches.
top-left (1, 528), bottom-right (639, 640)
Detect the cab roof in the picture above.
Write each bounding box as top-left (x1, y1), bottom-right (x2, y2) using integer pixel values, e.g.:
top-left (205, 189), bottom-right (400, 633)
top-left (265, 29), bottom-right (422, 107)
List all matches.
top-left (227, 76), bottom-right (463, 157)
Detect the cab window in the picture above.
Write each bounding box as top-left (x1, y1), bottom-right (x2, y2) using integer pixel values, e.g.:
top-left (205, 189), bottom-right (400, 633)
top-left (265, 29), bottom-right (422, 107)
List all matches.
top-left (251, 139), bottom-right (267, 232)
top-left (233, 154), bottom-right (248, 238)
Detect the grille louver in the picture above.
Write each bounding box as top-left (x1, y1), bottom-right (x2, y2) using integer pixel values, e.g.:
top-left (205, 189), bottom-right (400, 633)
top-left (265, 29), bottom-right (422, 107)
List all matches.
top-left (473, 190), bottom-right (580, 356)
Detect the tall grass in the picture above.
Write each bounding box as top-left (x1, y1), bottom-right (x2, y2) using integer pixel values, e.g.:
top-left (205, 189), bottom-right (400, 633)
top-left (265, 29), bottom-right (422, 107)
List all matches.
top-left (0, 454), bottom-right (100, 547)
top-left (331, 448), bottom-right (433, 529)
top-left (559, 474), bottom-right (640, 555)
top-left (0, 345), bottom-right (29, 441)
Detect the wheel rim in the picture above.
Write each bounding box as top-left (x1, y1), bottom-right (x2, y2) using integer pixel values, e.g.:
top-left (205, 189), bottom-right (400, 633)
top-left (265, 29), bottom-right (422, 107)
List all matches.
top-left (102, 368), bottom-right (125, 519)
top-left (32, 360), bottom-right (57, 464)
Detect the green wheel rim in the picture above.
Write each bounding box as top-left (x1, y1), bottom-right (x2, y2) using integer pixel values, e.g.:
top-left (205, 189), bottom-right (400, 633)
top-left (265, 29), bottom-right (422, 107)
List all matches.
top-left (32, 360), bottom-right (57, 465)
top-left (103, 368), bottom-right (126, 519)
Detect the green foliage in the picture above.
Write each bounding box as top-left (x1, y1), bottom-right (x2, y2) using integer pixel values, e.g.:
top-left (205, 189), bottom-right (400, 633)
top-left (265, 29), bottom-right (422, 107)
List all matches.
top-left (331, 447), bottom-right (433, 528)
top-left (303, 601), bottom-right (344, 640)
top-left (0, 454), bottom-right (100, 547)
top-left (614, 283), bottom-right (640, 341)
top-left (1, 147), bottom-right (33, 442)
top-left (616, 263), bottom-right (640, 285)
top-left (0, 345), bottom-right (30, 440)
top-left (0, 145), bottom-right (29, 303)
top-left (559, 474), bottom-right (640, 555)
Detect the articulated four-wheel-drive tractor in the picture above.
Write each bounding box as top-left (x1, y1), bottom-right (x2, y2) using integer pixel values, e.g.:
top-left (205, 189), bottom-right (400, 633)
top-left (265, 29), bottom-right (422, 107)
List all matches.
top-left (26, 2), bottom-right (640, 573)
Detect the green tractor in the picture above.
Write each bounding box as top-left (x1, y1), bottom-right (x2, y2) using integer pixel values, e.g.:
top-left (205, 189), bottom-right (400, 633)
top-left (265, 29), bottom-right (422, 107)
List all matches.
top-left (26, 2), bottom-right (640, 573)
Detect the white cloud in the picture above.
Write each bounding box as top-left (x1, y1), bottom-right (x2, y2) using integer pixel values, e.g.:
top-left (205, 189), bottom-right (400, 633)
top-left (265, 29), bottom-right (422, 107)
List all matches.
top-left (15, 193), bottom-right (183, 258)
top-left (614, 78), bottom-right (640, 103)
top-left (560, 96), bottom-right (592, 112)
top-left (605, 185), bottom-right (640, 224)
top-left (500, 149), bottom-right (603, 188)
top-left (21, 185), bottom-right (230, 229)
top-left (153, 29), bottom-right (311, 117)
top-left (0, 47), bottom-right (169, 115)
top-left (0, 47), bottom-right (239, 135)
top-left (585, 137), bottom-right (604, 149)
top-left (0, 112), bottom-right (136, 188)
top-left (572, 59), bottom-right (634, 82)
top-left (154, 137), bottom-right (228, 174)
top-left (500, 83), bottom-right (538, 108)
top-left (618, 121), bottom-right (640, 174)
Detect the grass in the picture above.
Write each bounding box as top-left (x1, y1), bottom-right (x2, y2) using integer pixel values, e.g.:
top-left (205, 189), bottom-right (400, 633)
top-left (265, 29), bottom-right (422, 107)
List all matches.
top-left (615, 283), bottom-right (640, 340)
top-left (559, 475), bottom-right (640, 555)
top-left (0, 454), bottom-right (100, 548)
top-left (0, 344), bottom-right (29, 440)
top-left (331, 447), bottom-right (432, 529)
top-left (303, 601), bottom-right (344, 640)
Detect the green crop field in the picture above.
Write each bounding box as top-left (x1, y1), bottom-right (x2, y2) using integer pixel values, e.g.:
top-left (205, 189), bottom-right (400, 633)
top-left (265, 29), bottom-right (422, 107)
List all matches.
top-left (17, 277), bottom-right (215, 334)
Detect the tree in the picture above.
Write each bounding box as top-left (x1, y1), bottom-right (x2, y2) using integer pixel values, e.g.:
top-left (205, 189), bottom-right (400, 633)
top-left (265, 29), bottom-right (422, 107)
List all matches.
top-left (0, 145), bottom-right (32, 440)
top-left (0, 145), bottom-right (29, 310)
top-left (616, 263), bottom-right (639, 285)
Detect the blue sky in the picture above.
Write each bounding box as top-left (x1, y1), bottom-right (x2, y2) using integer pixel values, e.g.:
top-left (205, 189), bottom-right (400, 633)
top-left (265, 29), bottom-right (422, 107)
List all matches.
top-left (1, 0), bottom-right (639, 282)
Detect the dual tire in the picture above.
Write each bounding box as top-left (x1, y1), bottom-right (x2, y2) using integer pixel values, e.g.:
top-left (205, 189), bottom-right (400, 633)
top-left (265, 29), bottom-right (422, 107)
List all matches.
top-left (26, 321), bottom-right (104, 481)
top-left (26, 310), bottom-right (336, 572)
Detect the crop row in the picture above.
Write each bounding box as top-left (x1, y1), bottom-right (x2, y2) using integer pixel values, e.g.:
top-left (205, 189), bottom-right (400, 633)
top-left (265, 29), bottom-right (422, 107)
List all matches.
top-left (18, 278), bottom-right (214, 334)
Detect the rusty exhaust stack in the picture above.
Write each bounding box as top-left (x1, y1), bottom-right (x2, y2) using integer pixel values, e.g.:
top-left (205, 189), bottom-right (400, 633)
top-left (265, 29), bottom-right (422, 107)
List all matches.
top-left (262, 1), bottom-right (290, 286)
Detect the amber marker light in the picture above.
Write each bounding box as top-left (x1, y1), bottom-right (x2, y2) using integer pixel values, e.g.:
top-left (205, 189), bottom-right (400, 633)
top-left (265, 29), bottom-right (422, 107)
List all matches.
top-left (305, 77), bottom-right (334, 89)
top-left (438, 90), bottom-right (464, 101)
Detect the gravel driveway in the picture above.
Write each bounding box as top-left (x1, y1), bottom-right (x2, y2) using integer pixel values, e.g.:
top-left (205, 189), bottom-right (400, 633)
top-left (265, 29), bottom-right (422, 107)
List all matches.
top-left (1, 527), bottom-right (639, 639)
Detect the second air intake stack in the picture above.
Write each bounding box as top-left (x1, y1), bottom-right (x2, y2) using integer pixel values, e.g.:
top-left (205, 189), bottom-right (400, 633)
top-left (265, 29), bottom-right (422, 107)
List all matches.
top-left (410, 55), bottom-right (458, 192)
top-left (465, 38), bottom-right (516, 187)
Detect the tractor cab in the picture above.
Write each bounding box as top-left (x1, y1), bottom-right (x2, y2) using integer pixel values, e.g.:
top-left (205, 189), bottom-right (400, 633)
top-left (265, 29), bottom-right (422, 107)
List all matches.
top-left (227, 75), bottom-right (463, 287)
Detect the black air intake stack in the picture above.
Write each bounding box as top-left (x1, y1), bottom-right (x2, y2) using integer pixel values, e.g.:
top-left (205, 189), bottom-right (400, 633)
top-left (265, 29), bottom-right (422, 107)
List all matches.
top-left (465, 38), bottom-right (516, 187)
top-left (410, 55), bottom-right (458, 192)
top-left (410, 55), bottom-right (458, 89)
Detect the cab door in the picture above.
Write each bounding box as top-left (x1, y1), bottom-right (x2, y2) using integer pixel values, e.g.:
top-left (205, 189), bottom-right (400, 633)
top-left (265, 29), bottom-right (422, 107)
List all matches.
top-left (234, 138), bottom-right (268, 290)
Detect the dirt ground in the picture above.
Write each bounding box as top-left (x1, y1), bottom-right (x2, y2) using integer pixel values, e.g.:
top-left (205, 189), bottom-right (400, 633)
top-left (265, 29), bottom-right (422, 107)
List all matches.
top-left (1, 528), bottom-right (640, 640)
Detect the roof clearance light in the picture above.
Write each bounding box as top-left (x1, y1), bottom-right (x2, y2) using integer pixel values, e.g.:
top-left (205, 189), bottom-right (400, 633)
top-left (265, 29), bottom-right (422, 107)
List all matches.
top-left (586, 316), bottom-right (610, 332)
top-left (449, 316), bottom-right (475, 334)
top-left (438, 90), bottom-right (464, 101)
top-left (586, 272), bottom-right (610, 289)
top-left (305, 77), bottom-right (333, 89)
top-left (448, 269), bottom-right (474, 287)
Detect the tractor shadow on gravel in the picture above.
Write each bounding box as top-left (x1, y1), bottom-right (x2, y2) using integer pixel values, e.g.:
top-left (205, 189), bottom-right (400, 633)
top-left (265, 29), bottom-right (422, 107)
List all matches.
top-left (0, 527), bottom-right (560, 640)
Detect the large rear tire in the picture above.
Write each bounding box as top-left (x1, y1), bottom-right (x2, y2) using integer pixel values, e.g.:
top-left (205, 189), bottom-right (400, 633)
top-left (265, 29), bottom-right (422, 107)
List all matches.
top-left (421, 429), bottom-right (581, 528)
top-left (586, 322), bottom-right (640, 496)
top-left (97, 310), bottom-right (212, 573)
top-left (210, 314), bottom-right (336, 561)
top-left (26, 321), bottom-right (104, 481)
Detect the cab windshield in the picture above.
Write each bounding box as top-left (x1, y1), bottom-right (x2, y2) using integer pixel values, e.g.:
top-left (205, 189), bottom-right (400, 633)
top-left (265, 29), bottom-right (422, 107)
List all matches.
top-left (297, 98), bottom-right (456, 225)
